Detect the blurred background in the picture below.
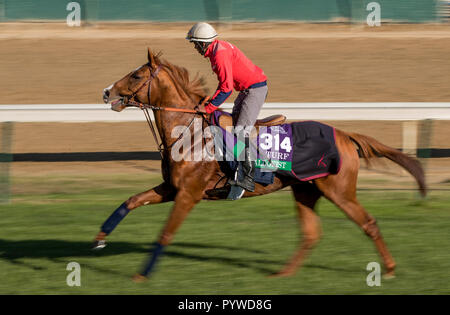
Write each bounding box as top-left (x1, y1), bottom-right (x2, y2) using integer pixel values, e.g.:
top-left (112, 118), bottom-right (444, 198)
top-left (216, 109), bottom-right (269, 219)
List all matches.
top-left (0, 0), bottom-right (449, 294)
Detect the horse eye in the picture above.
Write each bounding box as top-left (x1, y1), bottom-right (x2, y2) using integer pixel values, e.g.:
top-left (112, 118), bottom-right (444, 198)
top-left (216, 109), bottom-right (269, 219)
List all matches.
top-left (131, 73), bottom-right (141, 80)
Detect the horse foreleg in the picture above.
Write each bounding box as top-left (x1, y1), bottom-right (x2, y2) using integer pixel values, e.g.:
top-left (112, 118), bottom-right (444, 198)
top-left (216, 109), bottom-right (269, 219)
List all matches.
top-left (133, 188), bottom-right (202, 282)
top-left (92, 182), bottom-right (175, 249)
top-left (270, 183), bottom-right (322, 277)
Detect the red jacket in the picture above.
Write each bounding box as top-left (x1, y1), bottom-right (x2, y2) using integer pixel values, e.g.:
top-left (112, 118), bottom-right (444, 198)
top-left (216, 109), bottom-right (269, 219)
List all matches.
top-left (204, 40), bottom-right (267, 112)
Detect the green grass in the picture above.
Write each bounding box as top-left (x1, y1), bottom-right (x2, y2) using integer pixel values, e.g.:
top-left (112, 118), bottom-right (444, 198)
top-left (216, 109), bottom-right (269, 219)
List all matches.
top-left (0, 174), bottom-right (449, 294)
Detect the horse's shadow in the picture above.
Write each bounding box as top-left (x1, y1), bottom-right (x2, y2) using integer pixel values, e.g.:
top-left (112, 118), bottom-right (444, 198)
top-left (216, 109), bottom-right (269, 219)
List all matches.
top-left (0, 239), bottom-right (356, 276)
top-left (0, 239), bottom-right (282, 275)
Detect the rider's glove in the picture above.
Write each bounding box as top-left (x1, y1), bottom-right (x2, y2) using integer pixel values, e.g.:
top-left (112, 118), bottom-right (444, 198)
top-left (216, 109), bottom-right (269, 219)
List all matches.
top-left (204, 103), bottom-right (218, 114)
top-left (195, 95), bottom-right (217, 114)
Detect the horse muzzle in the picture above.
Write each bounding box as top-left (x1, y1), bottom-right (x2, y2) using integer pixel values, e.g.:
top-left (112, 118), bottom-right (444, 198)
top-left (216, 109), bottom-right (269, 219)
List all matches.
top-left (103, 85), bottom-right (126, 112)
top-left (103, 84), bottom-right (119, 104)
top-left (103, 88), bottom-right (110, 104)
top-left (110, 98), bottom-right (126, 112)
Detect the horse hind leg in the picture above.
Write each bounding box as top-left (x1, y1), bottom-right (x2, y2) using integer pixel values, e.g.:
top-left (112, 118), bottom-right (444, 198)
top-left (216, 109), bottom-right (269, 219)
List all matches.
top-left (271, 183), bottom-right (322, 277)
top-left (341, 198), bottom-right (395, 278)
top-left (362, 213), bottom-right (396, 278)
top-left (315, 177), bottom-right (396, 278)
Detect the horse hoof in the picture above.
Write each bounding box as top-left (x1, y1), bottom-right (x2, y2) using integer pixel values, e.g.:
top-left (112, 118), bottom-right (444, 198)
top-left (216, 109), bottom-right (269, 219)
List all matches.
top-left (132, 274), bottom-right (148, 283)
top-left (91, 240), bottom-right (107, 250)
top-left (383, 271), bottom-right (396, 280)
top-left (267, 271), bottom-right (293, 278)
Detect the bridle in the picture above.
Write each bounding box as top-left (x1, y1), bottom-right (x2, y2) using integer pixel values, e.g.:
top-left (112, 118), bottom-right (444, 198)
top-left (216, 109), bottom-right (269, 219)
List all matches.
top-left (122, 62), bottom-right (162, 110)
top-left (122, 62), bottom-right (208, 159)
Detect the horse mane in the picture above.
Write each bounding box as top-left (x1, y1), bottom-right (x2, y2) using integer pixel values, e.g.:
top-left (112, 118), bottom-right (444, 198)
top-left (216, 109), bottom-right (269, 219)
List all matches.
top-left (153, 52), bottom-right (209, 102)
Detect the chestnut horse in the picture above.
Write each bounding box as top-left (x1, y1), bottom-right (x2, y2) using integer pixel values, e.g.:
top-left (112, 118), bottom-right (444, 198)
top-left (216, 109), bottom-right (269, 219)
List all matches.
top-left (97, 48), bottom-right (426, 282)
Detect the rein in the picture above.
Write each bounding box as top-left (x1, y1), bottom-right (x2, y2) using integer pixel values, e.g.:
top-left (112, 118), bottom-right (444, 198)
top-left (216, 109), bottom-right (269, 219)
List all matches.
top-left (122, 63), bottom-right (208, 158)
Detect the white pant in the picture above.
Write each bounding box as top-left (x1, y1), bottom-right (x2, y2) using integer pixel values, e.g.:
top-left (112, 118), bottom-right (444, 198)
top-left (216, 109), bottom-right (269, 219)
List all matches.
top-left (232, 84), bottom-right (268, 137)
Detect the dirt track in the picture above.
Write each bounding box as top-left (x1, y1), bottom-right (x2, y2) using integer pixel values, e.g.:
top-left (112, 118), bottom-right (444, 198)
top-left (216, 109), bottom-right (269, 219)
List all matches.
top-left (1, 23), bottom-right (450, 104)
top-left (1, 23), bottom-right (449, 184)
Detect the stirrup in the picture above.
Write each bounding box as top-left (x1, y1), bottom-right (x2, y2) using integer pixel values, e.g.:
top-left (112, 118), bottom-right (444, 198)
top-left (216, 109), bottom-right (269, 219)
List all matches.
top-left (227, 185), bottom-right (245, 200)
top-left (236, 176), bottom-right (255, 192)
top-left (91, 239), bottom-right (107, 250)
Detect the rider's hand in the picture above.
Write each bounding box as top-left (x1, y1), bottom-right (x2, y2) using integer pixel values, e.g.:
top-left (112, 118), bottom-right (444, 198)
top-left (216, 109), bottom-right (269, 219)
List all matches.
top-left (196, 95), bottom-right (215, 113)
top-left (204, 103), bottom-right (218, 114)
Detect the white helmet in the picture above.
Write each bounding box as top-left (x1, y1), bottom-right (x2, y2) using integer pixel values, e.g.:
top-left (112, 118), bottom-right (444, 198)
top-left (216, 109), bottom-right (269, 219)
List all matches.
top-left (186, 22), bottom-right (218, 42)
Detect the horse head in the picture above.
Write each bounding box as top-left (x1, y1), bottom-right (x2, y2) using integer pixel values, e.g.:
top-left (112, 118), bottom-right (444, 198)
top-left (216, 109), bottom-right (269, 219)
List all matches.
top-left (102, 48), bottom-right (165, 112)
top-left (102, 48), bottom-right (207, 112)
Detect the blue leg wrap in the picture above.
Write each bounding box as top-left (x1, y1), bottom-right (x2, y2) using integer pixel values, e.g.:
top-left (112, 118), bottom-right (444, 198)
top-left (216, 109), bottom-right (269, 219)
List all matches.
top-left (101, 202), bottom-right (130, 235)
top-left (141, 243), bottom-right (165, 276)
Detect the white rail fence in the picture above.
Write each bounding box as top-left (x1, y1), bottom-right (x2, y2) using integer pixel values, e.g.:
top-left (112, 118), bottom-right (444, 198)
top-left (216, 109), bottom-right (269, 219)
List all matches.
top-left (1, 103), bottom-right (449, 159)
top-left (1, 103), bottom-right (450, 122)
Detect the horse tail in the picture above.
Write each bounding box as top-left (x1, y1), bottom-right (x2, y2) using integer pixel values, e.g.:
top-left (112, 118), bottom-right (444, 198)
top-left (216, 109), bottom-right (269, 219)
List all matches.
top-left (346, 132), bottom-right (427, 197)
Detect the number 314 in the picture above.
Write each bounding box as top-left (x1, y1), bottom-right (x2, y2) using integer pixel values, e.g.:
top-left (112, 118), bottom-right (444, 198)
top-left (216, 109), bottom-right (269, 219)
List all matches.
top-left (259, 134), bottom-right (292, 152)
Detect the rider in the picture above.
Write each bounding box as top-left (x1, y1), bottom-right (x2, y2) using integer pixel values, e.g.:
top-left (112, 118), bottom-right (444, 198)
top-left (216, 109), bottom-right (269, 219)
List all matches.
top-left (186, 22), bottom-right (268, 200)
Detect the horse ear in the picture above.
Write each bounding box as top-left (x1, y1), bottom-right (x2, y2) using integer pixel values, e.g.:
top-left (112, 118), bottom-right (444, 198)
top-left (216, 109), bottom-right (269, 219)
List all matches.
top-left (147, 47), bottom-right (157, 69)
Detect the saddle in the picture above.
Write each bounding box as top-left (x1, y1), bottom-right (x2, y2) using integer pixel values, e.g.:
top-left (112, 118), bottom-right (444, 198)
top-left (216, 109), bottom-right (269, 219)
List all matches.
top-left (217, 113), bottom-right (286, 130)
top-left (206, 111), bottom-right (342, 198)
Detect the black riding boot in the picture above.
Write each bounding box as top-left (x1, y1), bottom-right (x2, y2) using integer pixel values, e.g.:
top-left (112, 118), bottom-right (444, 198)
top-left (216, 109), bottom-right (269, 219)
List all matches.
top-left (239, 137), bottom-right (255, 192)
top-left (227, 136), bottom-right (256, 200)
